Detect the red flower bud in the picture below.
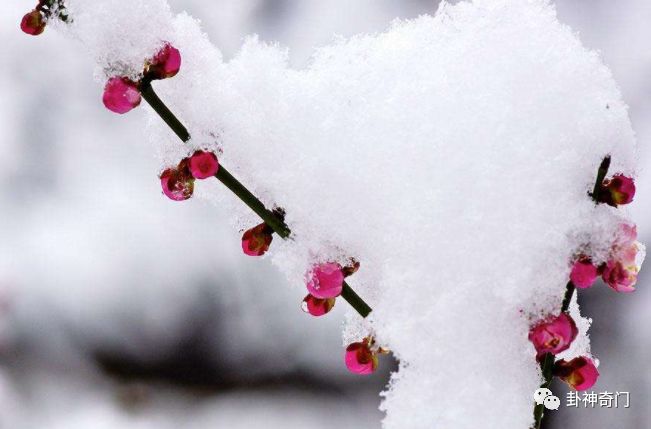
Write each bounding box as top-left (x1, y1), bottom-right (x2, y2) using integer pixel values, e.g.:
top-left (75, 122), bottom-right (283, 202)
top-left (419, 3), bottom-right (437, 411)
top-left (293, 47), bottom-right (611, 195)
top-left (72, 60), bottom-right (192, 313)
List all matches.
top-left (21, 10), bottom-right (46, 36)
top-left (102, 77), bottom-right (141, 114)
top-left (553, 356), bottom-right (599, 391)
top-left (597, 174), bottom-right (635, 207)
top-left (345, 338), bottom-right (379, 375)
top-left (160, 159), bottom-right (194, 201)
top-left (569, 257), bottom-right (598, 289)
top-left (188, 150), bottom-right (219, 179)
top-left (306, 262), bottom-right (345, 299)
top-left (146, 43), bottom-right (182, 80)
top-left (241, 223), bottom-right (273, 256)
top-left (302, 294), bottom-right (336, 317)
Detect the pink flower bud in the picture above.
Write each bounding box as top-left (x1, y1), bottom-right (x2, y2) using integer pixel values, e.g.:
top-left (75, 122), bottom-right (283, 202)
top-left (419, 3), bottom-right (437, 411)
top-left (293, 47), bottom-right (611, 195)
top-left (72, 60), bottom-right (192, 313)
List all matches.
top-left (569, 257), bottom-right (598, 289)
top-left (21, 10), bottom-right (46, 36)
top-left (102, 77), bottom-right (141, 114)
top-left (146, 43), bottom-right (182, 80)
top-left (598, 174), bottom-right (635, 207)
top-left (302, 294), bottom-right (336, 317)
top-left (345, 339), bottom-right (378, 375)
top-left (528, 313), bottom-right (578, 360)
top-left (188, 150), bottom-right (219, 179)
top-left (306, 262), bottom-right (345, 299)
top-left (553, 356), bottom-right (599, 391)
top-left (160, 159), bottom-right (194, 201)
top-left (241, 223), bottom-right (273, 256)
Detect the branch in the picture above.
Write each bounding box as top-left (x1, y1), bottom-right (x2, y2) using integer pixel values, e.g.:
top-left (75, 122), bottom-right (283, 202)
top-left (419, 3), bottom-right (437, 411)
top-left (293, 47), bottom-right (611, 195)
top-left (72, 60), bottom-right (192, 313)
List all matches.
top-left (140, 80), bottom-right (372, 317)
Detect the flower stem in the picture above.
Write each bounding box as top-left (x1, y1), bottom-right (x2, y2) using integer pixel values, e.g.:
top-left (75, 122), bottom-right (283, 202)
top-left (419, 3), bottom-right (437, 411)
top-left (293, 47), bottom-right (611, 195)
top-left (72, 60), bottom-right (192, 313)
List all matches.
top-left (140, 80), bottom-right (372, 317)
top-left (341, 281), bottom-right (372, 318)
top-left (140, 80), bottom-right (190, 142)
top-left (560, 281), bottom-right (575, 313)
top-left (532, 352), bottom-right (555, 429)
top-left (590, 155), bottom-right (611, 201)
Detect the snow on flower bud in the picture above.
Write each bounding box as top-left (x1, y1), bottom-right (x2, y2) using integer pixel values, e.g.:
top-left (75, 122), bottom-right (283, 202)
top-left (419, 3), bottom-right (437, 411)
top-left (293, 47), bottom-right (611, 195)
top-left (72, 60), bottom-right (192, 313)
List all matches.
top-left (569, 257), bottom-right (598, 289)
top-left (597, 174), bottom-right (636, 207)
top-left (102, 77), bottom-right (141, 114)
top-left (241, 223), bottom-right (273, 256)
top-left (345, 338), bottom-right (379, 375)
top-left (302, 294), bottom-right (336, 317)
top-left (21, 9), bottom-right (46, 36)
top-left (553, 356), bottom-right (599, 391)
top-left (305, 262), bottom-right (345, 299)
top-left (160, 159), bottom-right (194, 201)
top-left (188, 150), bottom-right (219, 179)
top-left (602, 224), bottom-right (646, 293)
top-left (146, 43), bottom-right (182, 80)
top-left (528, 313), bottom-right (578, 360)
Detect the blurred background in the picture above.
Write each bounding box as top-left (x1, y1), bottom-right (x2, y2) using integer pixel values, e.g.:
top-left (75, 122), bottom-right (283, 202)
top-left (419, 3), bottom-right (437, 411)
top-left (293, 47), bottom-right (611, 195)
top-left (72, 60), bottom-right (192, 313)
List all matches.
top-left (1, 0), bottom-right (649, 428)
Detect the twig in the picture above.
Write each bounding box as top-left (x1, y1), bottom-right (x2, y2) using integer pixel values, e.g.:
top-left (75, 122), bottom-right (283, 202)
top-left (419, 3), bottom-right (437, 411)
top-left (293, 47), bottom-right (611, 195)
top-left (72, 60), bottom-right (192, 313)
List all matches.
top-left (140, 80), bottom-right (372, 317)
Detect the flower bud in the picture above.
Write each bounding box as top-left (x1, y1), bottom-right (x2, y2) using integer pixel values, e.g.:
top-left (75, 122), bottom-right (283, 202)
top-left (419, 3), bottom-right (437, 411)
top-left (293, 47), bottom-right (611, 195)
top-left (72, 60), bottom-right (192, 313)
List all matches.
top-left (553, 356), bottom-right (599, 391)
top-left (102, 77), bottom-right (141, 114)
top-left (241, 223), bottom-right (273, 256)
top-left (302, 294), bottom-right (336, 317)
top-left (569, 257), bottom-right (598, 289)
top-left (188, 150), bottom-right (219, 179)
top-left (345, 338), bottom-right (379, 375)
top-left (146, 43), bottom-right (181, 80)
top-left (21, 10), bottom-right (46, 36)
top-left (306, 262), bottom-right (345, 299)
top-left (160, 159), bottom-right (194, 201)
top-left (528, 313), bottom-right (578, 360)
top-left (597, 174), bottom-right (635, 207)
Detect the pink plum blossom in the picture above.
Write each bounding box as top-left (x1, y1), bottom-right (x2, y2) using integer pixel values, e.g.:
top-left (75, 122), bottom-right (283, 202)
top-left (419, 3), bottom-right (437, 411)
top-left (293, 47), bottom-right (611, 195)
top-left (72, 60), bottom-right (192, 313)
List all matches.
top-left (160, 159), bottom-right (194, 201)
top-left (102, 77), bottom-right (141, 114)
top-left (146, 43), bottom-right (182, 80)
top-left (598, 174), bottom-right (636, 207)
top-left (241, 223), bottom-right (273, 256)
top-left (306, 262), bottom-right (345, 299)
top-left (528, 313), bottom-right (578, 360)
top-left (302, 294), bottom-right (336, 317)
top-left (569, 257), bottom-right (598, 289)
top-left (345, 339), bottom-right (378, 375)
top-left (21, 9), bottom-right (46, 35)
top-left (188, 150), bottom-right (219, 179)
top-left (602, 224), bottom-right (645, 293)
top-left (553, 356), bottom-right (599, 391)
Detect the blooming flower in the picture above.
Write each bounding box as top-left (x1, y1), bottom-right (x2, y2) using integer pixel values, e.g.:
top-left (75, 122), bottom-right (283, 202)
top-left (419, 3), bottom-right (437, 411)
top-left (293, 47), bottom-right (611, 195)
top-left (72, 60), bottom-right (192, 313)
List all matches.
top-left (302, 294), bottom-right (336, 317)
top-left (146, 43), bottom-right (182, 80)
top-left (602, 224), bottom-right (645, 293)
top-left (598, 174), bottom-right (636, 207)
top-left (21, 9), bottom-right (46, 36)
top-left (102, 77), bottom-right (141, 114)
top-left (345, 338), bottom-right (379, 375)
top-left (569, 257), bottom-right (598, 289)
top-left (241, 223), bottom-right (273, 256)
top-left (306, 262), bottom-right (345, 299)
top-left (528, 313), bottom-right (578, 360)
top-left (553, 356), bottom-right (599, 391)
top-left (188, 150), bottom-right (219, 179)
top-left (160, 159), bottom-right (194, 201)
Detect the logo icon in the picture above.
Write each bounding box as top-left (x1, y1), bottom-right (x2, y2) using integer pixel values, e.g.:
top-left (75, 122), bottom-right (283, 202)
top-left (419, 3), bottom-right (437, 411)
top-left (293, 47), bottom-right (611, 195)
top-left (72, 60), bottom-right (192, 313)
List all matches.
top-left (534, 387), bottom-right (560, 410)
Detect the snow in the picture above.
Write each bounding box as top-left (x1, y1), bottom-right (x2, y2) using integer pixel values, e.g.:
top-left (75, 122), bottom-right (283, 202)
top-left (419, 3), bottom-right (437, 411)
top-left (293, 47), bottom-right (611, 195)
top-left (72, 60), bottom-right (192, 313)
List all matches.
top-left (21, 0), bottom-right (643, 428)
